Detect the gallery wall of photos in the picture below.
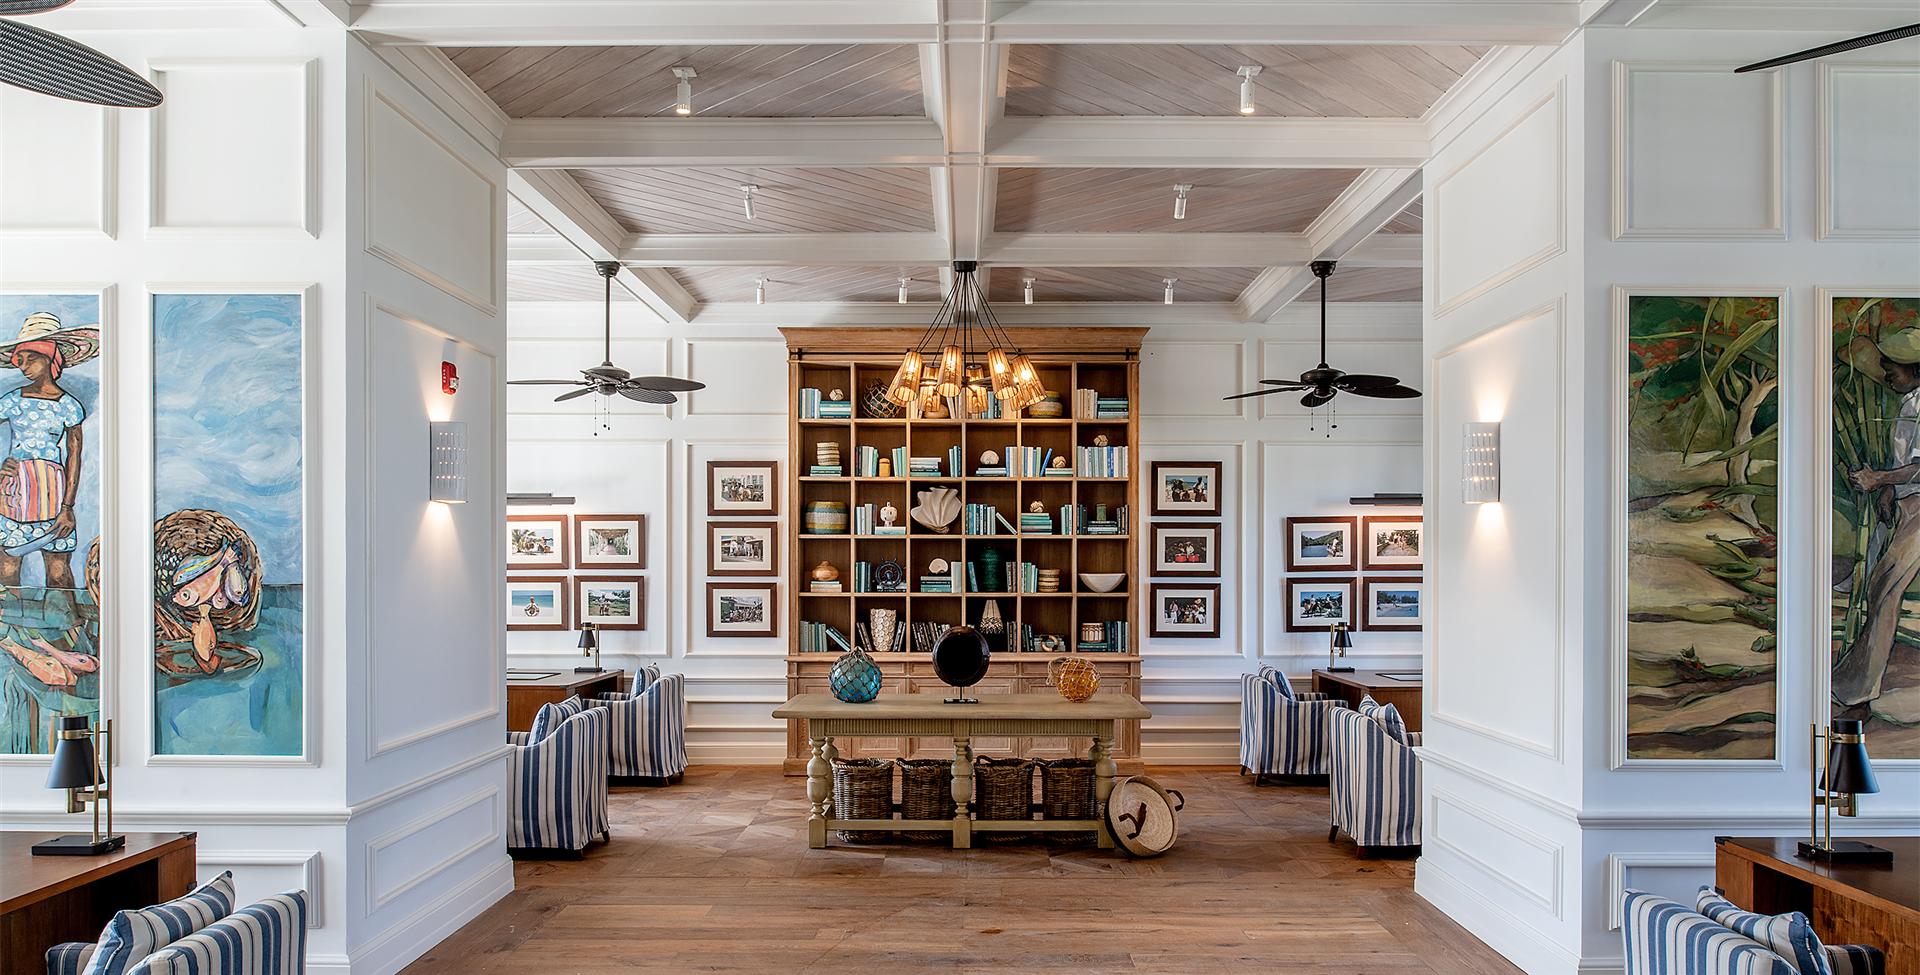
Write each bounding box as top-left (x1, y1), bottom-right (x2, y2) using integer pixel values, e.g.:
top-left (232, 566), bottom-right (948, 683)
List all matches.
top-left (506, 513), bottom-right (648, 636)
top-left (704, 461), bottom-right (780, 638)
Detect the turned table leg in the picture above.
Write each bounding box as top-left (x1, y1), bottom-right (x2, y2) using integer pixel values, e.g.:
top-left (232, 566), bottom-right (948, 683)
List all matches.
top-left (807, 736), bottom-right (830, 849)
top-left (951, 735), bottom-right (973, 850)
top-left (1092, 729), bottom-right (1117, 849)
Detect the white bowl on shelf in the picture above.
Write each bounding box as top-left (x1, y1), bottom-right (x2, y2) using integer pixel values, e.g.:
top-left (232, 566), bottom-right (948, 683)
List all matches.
top-left (1079, 572), bottom-right (1125, 593)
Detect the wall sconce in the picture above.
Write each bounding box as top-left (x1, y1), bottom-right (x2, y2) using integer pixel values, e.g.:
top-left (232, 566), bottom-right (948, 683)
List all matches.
top-left (429, 421), bottom-right (468, 504)
top-left (1462, 421), bottom-right (1501, 504)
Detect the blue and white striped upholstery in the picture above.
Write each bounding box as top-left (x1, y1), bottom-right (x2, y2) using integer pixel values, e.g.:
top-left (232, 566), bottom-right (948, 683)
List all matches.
top-left (1621, 889), bottom-right (1796, 975)
top-left (1823, 945), bottom-right (1887, 975)
top-left (1696, 888), bottom-right (1830, 974)
top-left (1327, 705), bottom-right (1421, 847)
top-left (1239, 670), bottom-right (1343, 776)
top-left (46, 941), bottom-right (97, 975)
top-left (591, 671), bottom-right (687, 779)
top-left (528, 694), bottom-right (589, 742)
top-left (123, 891), bottom-right (307, 975)
top-left (1356, 695), bottom-right (1410, 745)
top-left (80, 872), bottom-right (234, 975)
top-left (508, 704), bottom-right (611, 852)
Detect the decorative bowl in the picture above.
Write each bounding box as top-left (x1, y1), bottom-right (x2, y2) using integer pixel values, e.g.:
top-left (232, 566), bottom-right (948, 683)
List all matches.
top-left (1079, 572), bottom-right (1125, 593)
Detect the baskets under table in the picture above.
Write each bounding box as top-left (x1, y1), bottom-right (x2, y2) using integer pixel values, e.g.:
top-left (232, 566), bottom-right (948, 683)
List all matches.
top-left (973, 756), bottom-right (1036, 841)
top-left (831, 758), bottom-right (893, 843)
top-left (896, 758), bottom-right (955, 841)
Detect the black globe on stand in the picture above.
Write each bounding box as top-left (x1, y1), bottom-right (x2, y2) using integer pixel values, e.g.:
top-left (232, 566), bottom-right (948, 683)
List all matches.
top-left (932, 626), bottom-right (991, 704)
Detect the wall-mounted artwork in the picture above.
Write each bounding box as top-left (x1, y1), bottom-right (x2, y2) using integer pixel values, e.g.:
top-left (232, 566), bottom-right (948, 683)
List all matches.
top-left (575, 514), bottom-right (644, 568)
top-left (708, 521), bottom-right (777, 576)
top-left (0, 294), bottom-right (103, 756)
top-left (1361, 577), bottom-right (1424, 633)
top-left (708, 461), bottom-right (778, 516)
top-left (507, 576), bottom-right (568, 632)
top-left (574, 575), bottom-right (643, 631)
top-left (1150, 462), bottom-right (1221, 517)
top-left (1829, 293), bottom-right (1920, 759)
top-left (507, 514), bottom-right (569, 569)
top-left (707, 582), bottom-right (776, 637)
top-left (1286, 577), bottom-right (1355, 632)
top-left (152, 293), bottom-right (305, 757)
top-left (1625, 293), bottom-right (1779, 762)
top-left (1360, 515), bottom-right (1423, 570)
top-left (1285, 516), bottom-right (1357, 573)
top-left (1149, 583), bottom-right (1220, 638)
top-left (1151, 522), bottom-right (1219, 577)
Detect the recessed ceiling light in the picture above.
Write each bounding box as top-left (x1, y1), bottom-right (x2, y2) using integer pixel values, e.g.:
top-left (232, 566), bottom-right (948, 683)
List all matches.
top-left (1236, 65), bottom-right (1262, 115)
top-left (672, 66), bottom-right (697, 115)
top-left (1163, 278), bottom-right (1178, 305)
top-left (898, 277), bottom-right (911, 304)
top-left (754, 276), bottom-right (766, 305)
top-left (1173, 183), bottom-right (1193, 220)
top-left (1023, 277), bottom-right (1035, 305)
top-left (740, 183), bottom-right (757, 220)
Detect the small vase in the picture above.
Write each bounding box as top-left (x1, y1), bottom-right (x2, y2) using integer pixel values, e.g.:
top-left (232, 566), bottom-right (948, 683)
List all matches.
top-left (980, 548), bottom-right (1004, 593)
top-left (829, 647), bottom-right (882, 703)
top-left (979, 600), bottom-right (1005, 635)
top-left (804, 500), bottom-right (848, 535)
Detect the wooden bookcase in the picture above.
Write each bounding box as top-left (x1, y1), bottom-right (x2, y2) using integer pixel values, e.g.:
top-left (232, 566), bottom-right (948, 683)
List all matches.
top-left (779, 327), bottom-right (1147, 775)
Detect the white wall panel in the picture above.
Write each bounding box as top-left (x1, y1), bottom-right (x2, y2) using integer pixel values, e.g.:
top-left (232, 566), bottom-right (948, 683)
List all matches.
top-left (1820, 64), bottom-right (1920, 238)
top-left (684, 338), bottom-right (788, 417)
top-left (1602, 853), bottom-right (1714, 929)
top-left (365, 787), bottom-right (500, 911)
top-left (0, 88), bottom-right (111, 236)
top-left (1429, 791), bottom-right (1564, 917)
top-left (1140, 341), bottom-right (1243, 418)
top-left (198, 850), bottom-right (324, 927)
top-left (1613, 63), bottom-right (1783, 239)
top-left (1432, 86), bottom-right (1564, 314)
top-left (365, 88), bottom-right (498, 311)
top-left (150, 60), bottom-right (315, 237)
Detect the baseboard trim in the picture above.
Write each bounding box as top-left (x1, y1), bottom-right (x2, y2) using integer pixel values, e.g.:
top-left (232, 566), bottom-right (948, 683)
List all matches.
top-left (1415, 856), bottom-right (1580, 975)
top-left (341, 853), bottom-right (513, 975)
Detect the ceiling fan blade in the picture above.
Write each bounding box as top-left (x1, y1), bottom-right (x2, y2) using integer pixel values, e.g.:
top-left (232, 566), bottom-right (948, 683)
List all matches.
top-left (617, 387), bottom-right (677, 405)
top-left (625, 376), bottom-right (705, 392)
top-left (508, 379), bottom-right (585, 385)
top-left (1259, 379), bottom-right (1310, 387)
top-left (0, 1), bottom-right (76, 14)
top-left (1332, 373), bottom-right (1401, 389)
top-left (553, 387), bottom-right (596, 402)
top-left (1736, 23), bottom-right (1920, 73)
top-left (1222, 387), bottom-right (1296, 401)
top-left (1347, 384), bottom-right (1422, 399)
top-left (0, 20), bottom-right (163, 107)
top-left (1301, 389), bottom-right (1336, 408)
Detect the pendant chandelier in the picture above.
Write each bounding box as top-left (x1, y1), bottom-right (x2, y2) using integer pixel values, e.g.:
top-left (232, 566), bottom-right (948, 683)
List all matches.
top-left (885, 261), bottom-right (1043, 415)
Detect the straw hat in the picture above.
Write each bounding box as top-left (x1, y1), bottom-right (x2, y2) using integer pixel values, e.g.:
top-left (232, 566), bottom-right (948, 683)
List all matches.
top-left (0, 312), bottom-right (101, 367)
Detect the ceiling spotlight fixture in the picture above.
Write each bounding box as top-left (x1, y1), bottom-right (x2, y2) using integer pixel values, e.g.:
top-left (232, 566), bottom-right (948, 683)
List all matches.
top-left (1163, 278), bottom-right (1178, 305)
top-left (1173, 183), bottom-right (1193, 221)
top-left (898, 277), bottom-right (911, 304)
top-left (740, 183), bottom-right (757, 220)
top-left (671, 66), bottom-right (697, 115)
top-left (1236, 65), bottom-right (1262, 115)
top-left (1023, 277), bottom-right (1035, 305)
top-left (754, 277), bottom-right (766, 305)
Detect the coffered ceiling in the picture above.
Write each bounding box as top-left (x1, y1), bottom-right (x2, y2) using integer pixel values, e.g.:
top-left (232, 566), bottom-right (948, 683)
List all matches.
top-left (994, 168), bottom-right (1361, 234)
top-left (575, 166), bottom-right (936, 234)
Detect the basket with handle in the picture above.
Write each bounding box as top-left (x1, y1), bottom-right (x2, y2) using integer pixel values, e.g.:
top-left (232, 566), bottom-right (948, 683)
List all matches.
top-left (896, 758), bottom-right (955, 841)
top-left (831, 758), bottom-right (894, 843)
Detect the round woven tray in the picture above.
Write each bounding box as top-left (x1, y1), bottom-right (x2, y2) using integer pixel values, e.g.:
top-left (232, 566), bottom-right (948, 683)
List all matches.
top-left (896, 758), bottom-right (955, 841)
top-left (973, 756), bottom-right (1035, 842)
top-left (831, 758), bottom-right (894, 843)
top-left (1106, 774), bottom-right (1185, 857)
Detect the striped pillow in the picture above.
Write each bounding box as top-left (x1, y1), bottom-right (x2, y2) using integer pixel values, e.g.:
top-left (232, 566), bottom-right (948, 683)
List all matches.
top-left (125, 891), bottom-right (307, 975)
top-left (530, 695), bottom-right (588, 742)
top-left (1263, 670), bottom-right (1297, 702)
top-left (1357, 695), bottom-right (1410, 745)
top-left (81, 871), bottom-right (234, 975)
top-left (1697, 887), bottom-right (1831, 974)
top-left (1621, 890), bottom-right (1796, 975)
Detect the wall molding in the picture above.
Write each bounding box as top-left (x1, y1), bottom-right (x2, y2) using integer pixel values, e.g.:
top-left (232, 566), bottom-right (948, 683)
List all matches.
top-left (146, 58), bottom-right (319, 240)
top-left (363, 785), bottom-right (501, 912)
top-left (0, 100), bottom-right (116, 239)
top-left (197, 849), bottom-right (324, 927)
top-left (1414, 856), bottom-right (1581, 975)
top-left (363, 81), bottom-right (502, 315)
top-left (1431, 82), bottom-right (1566, 317)
top-left (350, 745), bottom-right (509, 816)
top-left (1610, 61), bottom-right (1785, 241)
top-left (1604, 852), bottom-right (1714, 930)
top-left (1817, 63), bottom-right (1920, 240)
top-left (346, 850), bottom-right (512, 975)
top-left (1427, 789), bottom-right (1565, 919)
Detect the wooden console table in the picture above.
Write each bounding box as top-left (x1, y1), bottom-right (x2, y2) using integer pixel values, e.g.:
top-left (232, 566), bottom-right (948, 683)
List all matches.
top-left (1716, 835), bottom-right (1918, 974)
top-left (506, 668), bottom-right (625, 732)
top-left (1, 831), bottom-right (198, 974)
top-left (772, 693), bottom-right (1151, 850)
top-left (1312, 668), bottom-right (1423, 732)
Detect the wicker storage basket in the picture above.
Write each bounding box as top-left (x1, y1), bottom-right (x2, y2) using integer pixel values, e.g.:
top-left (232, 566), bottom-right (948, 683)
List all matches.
top-left (896, 758), bottom-right (955, 841)
top-left (831, 758), bottom-right (894, 843)
top-left (1039, 758), bottom-right (1098, 845)
top-left (972, 756), bottom-right (1036, 841)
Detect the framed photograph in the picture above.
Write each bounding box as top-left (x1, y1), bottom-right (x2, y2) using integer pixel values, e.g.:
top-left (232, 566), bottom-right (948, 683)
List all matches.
top-left (574, 575), bottom-right (645, 630)
top-left (1285, 515), bottom-right (1357, 572)
top-left (708, 461), bottom-right (778, 516)
top-left (1361, 577), bottom-right (1424, 633)
top-left (576, 514), bottom-right (646, 567)
top-left (507, 576), bottom-right (569, 632)
top-left (1150, 461), bottom-right (1222, 516)
top-left (1361, 515), bottom-right (1423, 570)
top-left (1149, 583), bottom-right (1221, 639)
top-left (1152, 522), bottom-right (1221, 577)
top-left (707, 582), bottom-right (777, 637)
top-left (507, 514), bottom-right (570, 569)
top-left (1286, 577), bottom-right (1356, 632)
top-left (708, 521), bottom-right (778, 576)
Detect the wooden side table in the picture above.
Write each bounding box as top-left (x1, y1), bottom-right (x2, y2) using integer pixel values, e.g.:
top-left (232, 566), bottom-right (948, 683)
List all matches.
top-left (1716, 835), bottom-right (1918, 974)
top-left (1311, 669), bottom-right (1423, 732)
top-left (1, 830), bottom-right (198, 974)
top-left (506, 668), bottom-right (626, 732)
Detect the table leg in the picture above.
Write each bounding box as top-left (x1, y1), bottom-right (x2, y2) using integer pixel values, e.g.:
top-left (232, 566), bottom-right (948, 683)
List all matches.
top-left (1092, 730), bottom-right (1116, 849)
top-left (951, 736), bottom-right (973, 850)
top-left (806, 736), bottom-right (829, 849)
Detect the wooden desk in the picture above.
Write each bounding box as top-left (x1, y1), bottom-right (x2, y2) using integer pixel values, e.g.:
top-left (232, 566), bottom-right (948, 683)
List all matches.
top-left (2, 831), bottom-right (198, 974)
top-left (506, 668), bottom-right (625, 732)
top-left (1312, 669), bottom-right (1423, 732)
top-left (772, 693), bottom-right (1152, 851)
top-left (1716, 836), bottom-right (1919, 974)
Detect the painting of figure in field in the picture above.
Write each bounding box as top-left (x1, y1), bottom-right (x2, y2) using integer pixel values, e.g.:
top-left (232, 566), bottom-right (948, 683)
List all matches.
top-left (1830, 296), bottom-right (1920, 759)
top-left (1626, 295), bottom-right (1779, 761)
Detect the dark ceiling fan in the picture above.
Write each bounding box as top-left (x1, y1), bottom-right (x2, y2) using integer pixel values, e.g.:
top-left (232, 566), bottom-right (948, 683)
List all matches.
top-left (508, 262), bottom-right (705, 405)
top-left (1224, 261), bottom-right (1420, 408)
top-left (0, 0), bottom-right (164, 107)
top-left (1735, 23), bottom-right (1920, 73)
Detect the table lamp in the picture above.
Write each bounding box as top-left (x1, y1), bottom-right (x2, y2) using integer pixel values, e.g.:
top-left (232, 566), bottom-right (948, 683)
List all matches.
top-left (34, 715), bottom-right (124, 856)
top-left (1326, 623), bottom-right (1355, 673)
top-left (574, 621), bottom-right (602, 674)
top-left (1796, 719), bottom-right (1890, 864)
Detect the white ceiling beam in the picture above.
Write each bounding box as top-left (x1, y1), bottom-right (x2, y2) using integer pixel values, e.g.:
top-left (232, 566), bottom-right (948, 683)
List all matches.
top-left (925, 8), bottom-right (1000, 270)
top-left (1580, 0), bottom-right (1661, 27)
top-left (690, 300), bottom-right (1245, 328)
top-left (987, 117), bottom-right (1430, 169)
top-left (503, 118), bottom-right (948, 168)
top-left (507, 170), bottom-right (691, 323)
top-left (268, 0), bottom-right (354, 27)
top-left (346, 0), bottom-right (940, 45)
top-left (606, 234), bottom-right (950, 267)
top-left (977, 232), bottom-right (1423, 268)
top-left (1236, 167), bottom-right (1422, 321)
top-left (980, 1), bottom-right (1579, 45)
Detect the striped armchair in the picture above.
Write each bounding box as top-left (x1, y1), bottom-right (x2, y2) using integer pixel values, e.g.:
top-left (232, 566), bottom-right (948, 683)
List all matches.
top-left (1621, 888), bottom-right (1886, 975)
top-left (1327, 703), bottom-right (1421, 850)
top-left (508, 705), bottom-right (612, 854)
top-left (126, 891), bottom-right (308, 975)
top-left (591, 666), bottom-right (686, 783)
top-left (1239, 668), bottom-right (1345, 780)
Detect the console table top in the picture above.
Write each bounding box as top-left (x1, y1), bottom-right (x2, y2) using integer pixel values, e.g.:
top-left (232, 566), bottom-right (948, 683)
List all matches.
top-left (774, 692), bottom-right (1150, 722)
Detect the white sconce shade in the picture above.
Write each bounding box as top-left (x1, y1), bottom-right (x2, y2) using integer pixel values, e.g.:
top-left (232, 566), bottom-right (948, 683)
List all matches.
top-left (430, 421), bottom-right (468, 504)
top-left (1462, 421), bottom-right (1500, 504)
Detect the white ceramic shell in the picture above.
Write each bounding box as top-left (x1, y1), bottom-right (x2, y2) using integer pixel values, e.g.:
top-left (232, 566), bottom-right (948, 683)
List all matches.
top-left (910, 485), bottom-right (961, 529)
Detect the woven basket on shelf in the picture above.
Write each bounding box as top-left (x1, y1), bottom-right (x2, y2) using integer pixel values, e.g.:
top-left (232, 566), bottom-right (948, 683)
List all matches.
top-left (896, 758), bottom-right (955, 841)
top-left (972, 756), bottom-right (1036, 841)
top-left (831, 758), bottom-right (894, 843)
top-left (1039, 758), bottom-right (1098, 845)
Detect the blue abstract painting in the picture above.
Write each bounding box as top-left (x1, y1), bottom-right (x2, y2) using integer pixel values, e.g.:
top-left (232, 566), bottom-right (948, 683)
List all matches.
top-left (0, 293), bottom-right (103, 755)
top-left (152, 294), bottom-right (303, 757)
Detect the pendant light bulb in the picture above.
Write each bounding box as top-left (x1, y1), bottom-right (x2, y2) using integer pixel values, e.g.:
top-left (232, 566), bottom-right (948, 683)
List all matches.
top-left (672, 66), bottom-right (696, 116)
top-left (885, 350), bottom-right (923, 406)
top-left (1022, 278), bottom-right (1034, 305)
top-left (1173, 183), bottom-right (1192, 221)
top-left (740, 183), bottom-right (757, 220)
top-left (1236, 65), bottom-right (1261, 115)
top-left (754, 277), bottom-right (766, 305)
top-left (898, 277), bottom-right (910, 304)
top-left (1163, 278), bottom-right (1178, 305)
top-left (935, 345), bottom-right (965, 397)
top-left (987, 347), bottom-right (1017, 401)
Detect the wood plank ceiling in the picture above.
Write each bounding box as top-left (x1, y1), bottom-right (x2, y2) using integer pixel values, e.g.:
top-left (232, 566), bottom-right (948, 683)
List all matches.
top-left (574, 167), bottom-right (936, 234)
top-left (508, 264), bottom-right (634, 302)
top-left (671, 266), bottom-right (945, 304)
top-left (1323, 266), bottom-right (1422, 303)
top-left (995, 168), bottom-right (1361, 234)
top-left (988, 267), bottom-right (1261, 304)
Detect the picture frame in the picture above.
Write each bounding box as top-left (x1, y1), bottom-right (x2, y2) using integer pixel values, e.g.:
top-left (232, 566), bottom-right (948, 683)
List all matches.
top-left (507, 514), bottom-right (570, 569)
top-left (1360, 577), bottom-right (1424, 633)
top-left (506, 576), bottom-right (570, 632)
top-left (575, 514), bottom-right (646, 568)
top-left (1150, 461), bottom-right (1223, 517)
top-left (708, 460), bottom-right (778, 516)
top-left (1285, 515), bottom-right (1358, 572)
top-left (1360, 515), bottom-right (1423, 570)
top-left (1285, 577), bottom-right (1356, 632)
top-left (708, 521), bottom-right (778, 576)
top-left (1151, 522), bottom-right (1221, 577)
top-left (707, 582), bottom-right (777, 637)
top-left (574, 575), bottom-right (645, 631)
top-left (1149, 583), bottom-right (1221, 639)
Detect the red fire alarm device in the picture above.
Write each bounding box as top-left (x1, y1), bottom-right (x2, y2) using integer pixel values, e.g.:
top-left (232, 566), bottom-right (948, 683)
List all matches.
top-left (441, 361), bottom-right (460, 394)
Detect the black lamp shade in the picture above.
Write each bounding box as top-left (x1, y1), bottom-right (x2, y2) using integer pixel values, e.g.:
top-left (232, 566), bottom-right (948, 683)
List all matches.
top-left (44, 715), bottom-right (98, 791)
top-left (1824, 719), bottom-right (1880, 795)
top-left (1331, 625), bottom-right (1353, 650)
top-left (577, 625), bottom-right (598, 651)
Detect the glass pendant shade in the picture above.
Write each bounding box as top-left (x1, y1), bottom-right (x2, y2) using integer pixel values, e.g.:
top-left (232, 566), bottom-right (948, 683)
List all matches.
top-left (935, 345), bottom-right (964, 397)
top-left (963, 382), bottom-right (989, 416)
top-left (885, 350), bottom-right (923, 406)
top-left (987, 348), bottom-right (1018, 400)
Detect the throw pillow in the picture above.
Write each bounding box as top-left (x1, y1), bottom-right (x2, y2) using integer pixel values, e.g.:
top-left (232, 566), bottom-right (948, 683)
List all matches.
top-left (529, 695), bottom-right (588, 742)
top-left (1356, 695), bottom-right (1410, 745)
top-left (1622, 890), bottom-right (1796, 975)
top-left (1264, 670), bottom-right (1297, 702)
top-left (1698, 887), bottom-right (1831, 975)
top-left (82, 871), bottom-right (234, 975)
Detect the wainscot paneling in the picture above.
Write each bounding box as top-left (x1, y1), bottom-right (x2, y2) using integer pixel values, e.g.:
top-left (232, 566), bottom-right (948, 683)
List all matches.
top-left (683, 337), bottom-right (789, 417)
top-left (1140, 340), bottom-right (1245, 418)
top-left (1819, 63), bottom-right (1920, 239)
top-left (197, 850), bottom-right (324, 927)
top-left (365, 86), bottom-right (499, 312)
top-left (1612, 62), bottom-right (1783, 240)
top-left (364, 787), bottom-right (501, 912)
top-left (150, 60), bottom-right (316, 238)
top-left (1431, 84), bottom-right (1564, 315)
top-left (0, 86), bottom-right (113, 236)
top-left (1428, 790), bottom-right (1565, 918)
top-left (1603, 853), bottom-right (1715, 930)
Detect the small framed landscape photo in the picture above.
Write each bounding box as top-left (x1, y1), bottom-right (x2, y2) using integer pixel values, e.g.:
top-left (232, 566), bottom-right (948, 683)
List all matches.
top-left (1286, 577), bottom-right (1355, 632)
top-left (707, 582), bottom-right (777, 637)
top-left (1152, 522), bottom-right (1220, 577)
top-left (1285, 515), bottom-right (1357, 572)
top-left (575, 575), bottom-right (645, 630)
top-left (1150, 461), bottom-right (1223, 517)
top-left (708, 461), bottom-right (778, 516)
top-left (1361, 515), bottom-right (1423, 571)
top-left (1149, 583), bottom-right (1221, 639)
top-left (576, 514), bottom-right (646, 568)
top-left (1361, 577), bottom-right (1424, 632)
top-left (507, 515), bottom-right (570, 569)
top-left (708, 521), bottom-right (778, 576)
top-left (507, 576), bottom-right (569, 632)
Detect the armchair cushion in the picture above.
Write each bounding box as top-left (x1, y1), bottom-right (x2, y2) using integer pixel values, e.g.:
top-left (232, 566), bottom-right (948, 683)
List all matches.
top-left (47, 942), bottom-right (97, 975)
top-left (81, 872), bottom-right (234, 975)
top-left (1621, 889), bottom-right (1794, 975)
top-left (124, 891), bottom-right (307, 975)
top-left (1357, 695), bottom-right (1410, 745)
top-left (529, 694), bottom-right (587, 742)
top-left (1697, 888), bottom-right (1831, 974)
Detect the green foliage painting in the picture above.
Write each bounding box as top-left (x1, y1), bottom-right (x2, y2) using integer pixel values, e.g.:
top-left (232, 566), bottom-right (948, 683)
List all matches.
top-left (1830, 296), bottom-right (1920, 759)
top-left (1626, 295), bottom-right (1779, 761)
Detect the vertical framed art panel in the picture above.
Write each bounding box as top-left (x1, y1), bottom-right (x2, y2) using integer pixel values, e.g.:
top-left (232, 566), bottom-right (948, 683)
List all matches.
top-left (1615, 286), bottom-right (1785, 766)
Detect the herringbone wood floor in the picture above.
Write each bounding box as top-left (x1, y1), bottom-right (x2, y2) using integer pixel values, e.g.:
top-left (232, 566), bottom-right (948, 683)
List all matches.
top-left (403, 766), bottom-right (1520, 974)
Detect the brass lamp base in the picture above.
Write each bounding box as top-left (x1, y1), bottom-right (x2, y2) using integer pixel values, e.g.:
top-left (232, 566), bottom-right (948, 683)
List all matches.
top-left (1325, 666), bottom-right (1355, 673)
top-left (573, 666), bottom-right (604, 673)
top-left (32, 833), bottom-right (126, 856)
top-left (1796, 839), bottom-right (1893, 864)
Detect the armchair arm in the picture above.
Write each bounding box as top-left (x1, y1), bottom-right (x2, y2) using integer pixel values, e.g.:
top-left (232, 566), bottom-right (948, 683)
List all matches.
top-left (1826, 944), bottom-right (1887, 975)
top-left (508, 707), bottom-right (611, 851)
top-left (47, 942), bottom-right (97, 975)
top-left (507, 731), bottom-right (531, 747)
top-left (1296, 691), bottom-right (1338, 703)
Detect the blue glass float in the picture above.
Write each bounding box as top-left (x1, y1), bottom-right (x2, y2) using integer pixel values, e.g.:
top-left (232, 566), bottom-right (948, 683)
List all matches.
top-left (829, 647), bottom-right (882, 703)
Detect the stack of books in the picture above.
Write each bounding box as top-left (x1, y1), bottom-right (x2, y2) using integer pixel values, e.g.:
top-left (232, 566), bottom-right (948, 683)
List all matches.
top-left (964, 503), bottom-right (1014, 535)
top-left (809, 579), bottom-right (843, 593)
top-left (809, 464), bottom-right (844, 477)
top-left (918, 563), bottom-right (961, 593)
top-left (974, 462), bottom-right (1008, 477)
top-left (1073, 389), bottom-right (1129, 419)
top-left (909, 456), bottom-right (943, 477)
top-left (1075, 444), bottom-right (1129, 477)
top-left (1018, 510), bottom-right (1054, 534)
top-left (855, 445), bottom-right (908, 477)
top-left (1004, 446), bottom-right (1055, 477)
top-left (947, 445), bottom-right (963, 477)
top-left (1044, 463), bottom-right (1074, 477)
top-left (1067, 503), bottom-right (1130, 535)
top-left (1011, 561), bottom-right (1042, 593)
top-left (797, 389), bottom-right (852, 419)
top-left (851, 503), bottom-right (908, 535)
top-left (798, 621), bottom-right (854, 653)
top-left (851, 561), bottom-right (872, 593)
top-left (1076, 621), bottom-right (1129, 652)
